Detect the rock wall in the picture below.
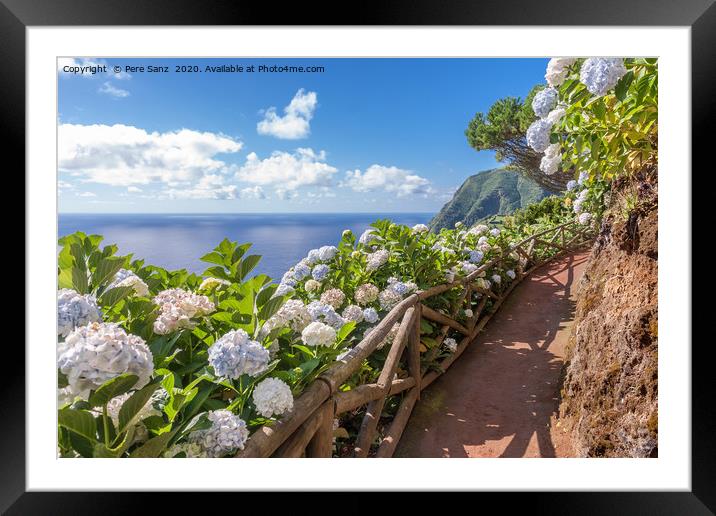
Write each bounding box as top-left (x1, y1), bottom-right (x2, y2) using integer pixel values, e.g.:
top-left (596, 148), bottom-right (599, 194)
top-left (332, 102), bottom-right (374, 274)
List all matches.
top-left (560, 167), bottom-right (658, 457)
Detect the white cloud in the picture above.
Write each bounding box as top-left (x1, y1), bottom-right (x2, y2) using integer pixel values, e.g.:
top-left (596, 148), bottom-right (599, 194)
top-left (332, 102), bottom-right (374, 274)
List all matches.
top-left (58, 180), bottom-right (73, 189)
top-left (76, 191), bottom-right (97, 197)
top-left (235, 148), bottom-right (337, 194)
top-left (58, 123), bottom-right (243, 186)
top-left (164, 174), bottom-right (237, 200)
top-left (99, 82), bottom-right (130, 98)
top-left (127, 186), bottom-right (142, 193)
top-left (342, 165), bottom-right (434, 197)
top-left (275, 189), bottom-right (298, 201)
top-left (257, 89), bottom-right (317, 139)
top-left (240, 186), bottom-right (266, 199)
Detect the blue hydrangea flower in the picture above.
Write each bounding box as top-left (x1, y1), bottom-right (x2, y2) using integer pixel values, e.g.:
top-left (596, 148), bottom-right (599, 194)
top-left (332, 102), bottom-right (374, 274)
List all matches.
top-left (293, 262), bottom-right (311, 280)
top-left (208, 329), bottom-right (270, 379)
top-left (526, 118), bottom-right (553, 153)
top-left (532, 87), bottom-right (558, 118)
top-left (312, 264), bottom-right (330, 281)
top-left (580, 58), bottom-right (627, 97)
top-left (363, 307), bottom-right (379, 324)
top-left (57, 289), bottom-right (102, 337)
top-left (306, 249), bottom-right (321, 265)
top-left (566, 180), bottom-right (577, 191)
top-left (468, 250), bottom-right (484, 264)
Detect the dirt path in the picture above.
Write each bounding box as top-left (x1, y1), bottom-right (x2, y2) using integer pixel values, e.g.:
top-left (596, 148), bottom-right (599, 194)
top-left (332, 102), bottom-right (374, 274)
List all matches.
top-left (395, 251), bottom-right (590, 458)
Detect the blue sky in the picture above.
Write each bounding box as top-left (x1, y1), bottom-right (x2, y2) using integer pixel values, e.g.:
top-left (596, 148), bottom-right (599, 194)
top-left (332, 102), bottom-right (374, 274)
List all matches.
top-left (58, 58), bottom-right (549, 213)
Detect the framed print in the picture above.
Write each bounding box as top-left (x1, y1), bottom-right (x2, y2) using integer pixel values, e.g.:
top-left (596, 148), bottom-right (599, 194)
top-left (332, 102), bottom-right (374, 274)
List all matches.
top-left (4, 0), bottom-right (712, 512)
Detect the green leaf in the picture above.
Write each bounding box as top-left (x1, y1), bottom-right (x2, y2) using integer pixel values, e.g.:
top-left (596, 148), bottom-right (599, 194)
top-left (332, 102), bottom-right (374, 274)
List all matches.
top-left (88, 374), bottom-right (139, 407)
top-left (258, 296), bottom-right (284, 321)
top-left (58, 409), bottom-right (98, 441)
top-left (69, 432), bottom-right (95, 457)
top-left (117, 382), bottom-right (160, 434)
top-left (99, 285), bottom-right (134, 307)
top-left (129, 428), bottom-right (178, 458)
top-left (94, 426), bottom-right (135, 457)
top-left (337, 321), bottom-right (356, 342)
top-left (237, 255), bottom-right (262, 282)
top-left (93, 256), bottom-right (126, 288)
top-left (181, 383), bottom-right (216, 421)
top-left (200, 251), bottom-right (226, 266)
top-left (71, 266), bottom-right (89, 294)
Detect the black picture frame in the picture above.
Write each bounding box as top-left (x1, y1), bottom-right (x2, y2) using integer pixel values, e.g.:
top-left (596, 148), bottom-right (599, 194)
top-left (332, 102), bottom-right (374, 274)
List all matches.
top-left (5, 0), bottom-right (710, 512)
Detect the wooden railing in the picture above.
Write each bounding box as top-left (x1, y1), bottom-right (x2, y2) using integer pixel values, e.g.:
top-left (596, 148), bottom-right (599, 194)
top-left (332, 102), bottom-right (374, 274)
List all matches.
top-left (235, 220), bottom-right (595, 458)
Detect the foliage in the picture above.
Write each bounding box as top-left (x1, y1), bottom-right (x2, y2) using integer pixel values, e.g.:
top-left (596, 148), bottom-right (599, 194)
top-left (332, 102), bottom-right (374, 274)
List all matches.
top-left (554, 58), bottom-right (658, 182)
top-left (465, 85), bottom-right (571, 191)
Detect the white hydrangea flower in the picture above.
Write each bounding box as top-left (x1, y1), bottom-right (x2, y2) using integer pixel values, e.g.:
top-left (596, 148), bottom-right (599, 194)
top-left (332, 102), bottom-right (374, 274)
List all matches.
top-left (546, 106), bottom-right (566, 126)
top-left (579, 58), bottom-right (627, 97)
top-left (464, 309), bottom-right (473, 319)
top-left (545, 57), bottom-right (577, 87)
top-left (109, 269), bottom-right (150, 297)
top-left (58, 386), bottom-right (75, 407)
top-left (475, 278), bottom-right (491, 291)
top-left (342, 304), bottom-right (364, 323)
top-left (444, 269), bottom-right (456, 283)
top-left (506, 270), bottom-right (516, 280)
top-left (467, 224), bottom-right (488, 236)
top-left (152, 288), bottom-right (215, 335)
top-left (478, 236), bottom-right (489, 246)
top-left (57, 289), bottom-right (102, 338)
top-left (57, 322), bottom-right (153, 400)
top-left (320, 288), bottom-right (346, 309)
top-left (412, 223), bottom-right (429, 234)
top-left (260, 299), bottom-right (311, 337)
top-left (444, 337), bottom-right (458, 353)
top-left (490, 228), bottom-right (501, 237)
top-left (304, 279), bottom-right (321, 292)
top-left (199, 277), bottom-right (230, 292)
top-left (532, 87), bottom-right (558, 118)
top-left (566, 180), bottom-right (577, 191)
top-left (366, 249), bottom-right (390, 271)
top-left (378, 288), bottom-right (403, 311)
top-left (164, 442), bottom-right (207, 458)
top-left (454, 221), bottom-right (464, 229)
top-left (274, 283), bottom-right (295, 298)
top-left (461, 262), bottom-right (478, 275)
top-left (317, 245), bottom-right (338, 261)
top-left (301, 321), bottom-right (337, 347)
top-left (189, 410), bottom-right (248, 457)
top-left (208, 329), bottom-right (269, 379)
top-left (540, 143), bottom-right (561, 175)
top-left (358, 229), bottom-right (377, 245)
top-left (305, 249), bottom-right (321, 265)
top-left (526, 118), bottom-right (554, 153)
top-left (363, 307), bottom-right (379, 324)
top-left (492, 274), bottom-right (502, 284)
top-left (354, 283), bottom-right (379, 305)
top-left (252, 377), bottom-right (293, 418)
top-left (578, 212), bottom-right (593, 225)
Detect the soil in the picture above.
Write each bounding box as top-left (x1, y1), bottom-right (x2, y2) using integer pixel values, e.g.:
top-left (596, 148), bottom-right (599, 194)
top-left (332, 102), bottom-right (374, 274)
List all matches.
top-left (395, 250), bottom-right (590, 458)
top-left (559, 168), bottom-right (658, 457)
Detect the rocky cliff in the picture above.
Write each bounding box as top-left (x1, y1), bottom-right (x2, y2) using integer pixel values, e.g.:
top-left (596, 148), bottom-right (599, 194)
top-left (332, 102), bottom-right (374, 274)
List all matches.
top-left (559, 166), bottom-right (658, 457)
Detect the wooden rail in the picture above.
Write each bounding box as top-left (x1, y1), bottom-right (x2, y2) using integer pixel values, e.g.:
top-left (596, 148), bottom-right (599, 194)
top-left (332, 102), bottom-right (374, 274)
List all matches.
top-left (235, 219), bottom-right (595, 458)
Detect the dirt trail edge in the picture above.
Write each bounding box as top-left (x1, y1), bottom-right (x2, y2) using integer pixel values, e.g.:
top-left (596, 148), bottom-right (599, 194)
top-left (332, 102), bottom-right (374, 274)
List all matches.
top-left (395, 251), bottom-right (590, 458)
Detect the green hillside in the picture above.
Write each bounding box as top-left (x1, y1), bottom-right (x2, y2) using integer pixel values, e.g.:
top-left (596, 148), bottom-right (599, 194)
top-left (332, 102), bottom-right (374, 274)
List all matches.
top-left (430, 168), bottom-right (550, 230)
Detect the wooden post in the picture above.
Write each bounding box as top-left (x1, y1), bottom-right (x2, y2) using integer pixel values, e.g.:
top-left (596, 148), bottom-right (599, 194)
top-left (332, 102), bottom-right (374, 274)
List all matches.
top-left (408, 304), bottom-right (422, 396)
top-left (306, 401), bottom-right (334, 458)
top-left (375, 388), bottom-right (419, 458)
top-left (420, 305), bottom-right (470, 335)
top-left (353, 397), bottom-right (385, 458)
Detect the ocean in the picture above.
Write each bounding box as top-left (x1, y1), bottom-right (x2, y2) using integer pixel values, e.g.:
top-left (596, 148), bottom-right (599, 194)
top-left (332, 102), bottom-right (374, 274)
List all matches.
top-left (58, 213), bottom-right (433, 281)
